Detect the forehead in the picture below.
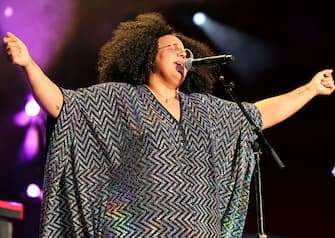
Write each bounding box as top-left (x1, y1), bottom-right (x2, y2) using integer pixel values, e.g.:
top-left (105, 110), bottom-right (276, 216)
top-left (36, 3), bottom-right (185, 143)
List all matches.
top-left (158, 35), bottom-right (184, 46)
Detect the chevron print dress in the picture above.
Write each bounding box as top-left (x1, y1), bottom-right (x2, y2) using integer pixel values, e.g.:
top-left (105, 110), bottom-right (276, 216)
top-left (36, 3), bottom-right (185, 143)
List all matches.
top-left (40, 83), bottom-right (262, 237)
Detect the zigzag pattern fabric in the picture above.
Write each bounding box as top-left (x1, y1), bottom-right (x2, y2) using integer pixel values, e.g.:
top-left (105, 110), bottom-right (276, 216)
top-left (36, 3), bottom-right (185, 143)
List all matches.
top-left (40, 83), bottom-right (262, 237)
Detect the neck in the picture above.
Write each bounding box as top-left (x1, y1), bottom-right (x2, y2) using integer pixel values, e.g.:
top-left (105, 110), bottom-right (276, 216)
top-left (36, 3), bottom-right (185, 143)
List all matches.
top-left (145, 84), bottom-right (179, 103)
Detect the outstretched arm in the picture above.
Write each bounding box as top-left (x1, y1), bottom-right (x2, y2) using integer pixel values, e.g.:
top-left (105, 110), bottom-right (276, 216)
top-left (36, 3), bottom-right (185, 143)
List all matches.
top-left (255, 69), bottom-right (335, 130)
top-left (3, 32), bottom-right (63, 118)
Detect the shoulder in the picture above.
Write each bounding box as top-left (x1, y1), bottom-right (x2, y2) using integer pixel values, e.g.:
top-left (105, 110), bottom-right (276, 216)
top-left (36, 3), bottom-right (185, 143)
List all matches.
top-left (185, 92), bottom-right (260, 122)
top-left (185, 92), bottom-right (235, 110)
top-left (78, 82), bottom-right (134, 93)
top-left (61, 82), bottom-right (139, 108)
top-left (70, 82), bottom-right (139, 99)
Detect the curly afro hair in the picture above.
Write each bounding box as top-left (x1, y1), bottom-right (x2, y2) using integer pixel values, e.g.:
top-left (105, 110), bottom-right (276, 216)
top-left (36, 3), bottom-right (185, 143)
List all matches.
top-left (98, 12), bottom-right (216, 94)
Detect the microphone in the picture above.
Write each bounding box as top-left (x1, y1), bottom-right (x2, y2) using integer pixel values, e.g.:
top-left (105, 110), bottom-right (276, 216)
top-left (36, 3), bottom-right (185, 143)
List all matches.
top-left (185, 54), bottom-right (234, 71)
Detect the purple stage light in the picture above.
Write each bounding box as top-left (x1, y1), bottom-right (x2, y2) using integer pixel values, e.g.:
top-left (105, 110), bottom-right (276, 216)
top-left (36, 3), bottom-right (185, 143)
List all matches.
top-left (0, 0), bottom-right (76, 70)
top-left (13, 95), bottom-right (41, 126)
top-left (14, 95), bottom-right (47, 160)
top-left (3, 6), bottom-right (13, 18)
top-left (21, 125), bottom-right (39, 160)
top-left (13, 111), bottom-right (30, 126)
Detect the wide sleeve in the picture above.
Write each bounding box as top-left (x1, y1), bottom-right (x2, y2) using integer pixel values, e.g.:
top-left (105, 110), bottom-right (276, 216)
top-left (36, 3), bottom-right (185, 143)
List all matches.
top-left (40, 83), bottom-right (130, 237)
top-left (208, 97), bottom-right (263, 237)
top-left (40, 87), bottom-right (81, 237)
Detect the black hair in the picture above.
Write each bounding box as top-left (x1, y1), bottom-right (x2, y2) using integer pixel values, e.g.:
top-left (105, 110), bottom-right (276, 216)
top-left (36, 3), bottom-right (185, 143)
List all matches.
top-left (98, 12), bottom-right (216, 94)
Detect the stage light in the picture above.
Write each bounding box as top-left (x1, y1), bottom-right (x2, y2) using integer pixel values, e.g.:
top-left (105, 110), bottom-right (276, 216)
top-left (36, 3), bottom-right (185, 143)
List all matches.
top-left (191, 14), bottom-right (280, 83)
top-left (14, 94), bottom-right (46, 160)
top-left (22, 125), bottom-right (39, 160)
top-left (26, 183), bottom-right (41, 199)
top-left (13, 111), bottom-right (30, 127)
top-left (14, 95), bottom-right (42, 126)
top-left (3, 6), bottom-right (13, 18)
top-left (25, 98), bottom-right (40, 117)
top-left (0, 0), bottom-right (76, 69)
top-left (193, 12), bottom-right (207, 26)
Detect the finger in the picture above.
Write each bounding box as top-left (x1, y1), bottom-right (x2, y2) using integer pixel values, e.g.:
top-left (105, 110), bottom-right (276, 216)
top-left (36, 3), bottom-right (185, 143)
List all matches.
top-left (325, 78), bottom-right (334, 84)
top-left (3, 33), bottom-right (16, 45)
top-left (5, 43), bottom-right (21, 56)
top-left (6, 32), bottom-right (20, 42)
top-left (2, 37), bottom-right (16, 46)
top-left (323, 69), bottom-right (333, 77)
top-left (321, 80), bottom-right (335, 88)
top-left (4, 37), bottom-right (18, 45)
top-left (4, 42), bottom-right (17, 52)
top-left (323, 72), bottom-right (332, 78)
top-left (6, 32), bottom-right (15, 38)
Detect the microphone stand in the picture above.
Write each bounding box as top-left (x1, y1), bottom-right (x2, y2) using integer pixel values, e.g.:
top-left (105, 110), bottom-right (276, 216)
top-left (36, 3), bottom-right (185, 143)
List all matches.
top-left (217, 69), bottom-right (285, 238)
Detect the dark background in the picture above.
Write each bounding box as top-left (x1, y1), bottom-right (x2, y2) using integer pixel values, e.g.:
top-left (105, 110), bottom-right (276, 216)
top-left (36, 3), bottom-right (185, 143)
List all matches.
top-left (0, 1), bottom-right (334, 237)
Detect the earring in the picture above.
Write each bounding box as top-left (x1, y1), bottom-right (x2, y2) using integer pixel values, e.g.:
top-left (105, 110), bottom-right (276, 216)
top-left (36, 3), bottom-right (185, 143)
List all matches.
top-left (149, 62), bottom-right (154, 72)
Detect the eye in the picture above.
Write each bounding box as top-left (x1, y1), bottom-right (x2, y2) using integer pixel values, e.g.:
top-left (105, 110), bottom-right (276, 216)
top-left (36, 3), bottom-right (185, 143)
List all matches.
top-left (171, 44), bottom-right (179, 51)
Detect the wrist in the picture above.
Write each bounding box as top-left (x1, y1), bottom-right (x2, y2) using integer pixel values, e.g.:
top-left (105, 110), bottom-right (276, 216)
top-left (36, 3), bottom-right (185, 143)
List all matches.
top-left (293, 83), bottom-right (316, 100)
top-left (23, 58), bottom-right (35, 70)
top-left (303, 82), bottom-right (318, 97)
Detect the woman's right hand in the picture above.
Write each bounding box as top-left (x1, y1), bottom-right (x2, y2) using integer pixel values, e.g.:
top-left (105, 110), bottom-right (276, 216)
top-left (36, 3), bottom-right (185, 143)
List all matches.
top-left (3, 32), bottom-right (32, 67)
top-left (3, 31), bottom-right (64, 118)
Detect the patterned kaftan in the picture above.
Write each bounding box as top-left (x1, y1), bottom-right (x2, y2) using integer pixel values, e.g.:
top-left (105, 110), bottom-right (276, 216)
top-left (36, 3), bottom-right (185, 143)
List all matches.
top-left (40, 83), bottom-right (262, 237)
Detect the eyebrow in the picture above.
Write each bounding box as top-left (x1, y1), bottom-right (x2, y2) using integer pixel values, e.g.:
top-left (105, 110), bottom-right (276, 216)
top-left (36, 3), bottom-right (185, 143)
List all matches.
top-left (158, 43), bottom-right (184, 49)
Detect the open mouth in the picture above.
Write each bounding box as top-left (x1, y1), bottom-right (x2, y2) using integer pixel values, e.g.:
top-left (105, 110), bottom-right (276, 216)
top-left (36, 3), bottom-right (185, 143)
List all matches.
top-left (175, 61), bottom-right (185, 75)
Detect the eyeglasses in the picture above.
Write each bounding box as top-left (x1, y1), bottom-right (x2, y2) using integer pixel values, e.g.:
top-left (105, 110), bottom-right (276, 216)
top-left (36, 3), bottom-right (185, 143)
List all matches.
top-left (158, 43), bottom-right (192, 58)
